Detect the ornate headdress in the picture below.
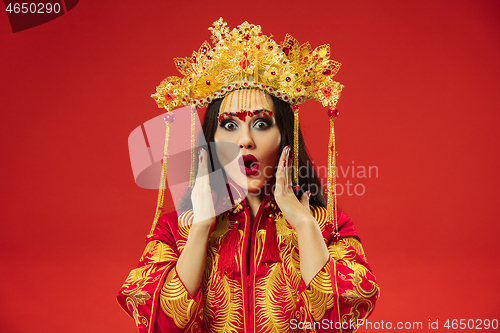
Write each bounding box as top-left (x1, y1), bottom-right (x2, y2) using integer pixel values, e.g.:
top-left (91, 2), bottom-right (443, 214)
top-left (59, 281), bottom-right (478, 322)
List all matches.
top-left (149, 18), bottom-right (343, 240)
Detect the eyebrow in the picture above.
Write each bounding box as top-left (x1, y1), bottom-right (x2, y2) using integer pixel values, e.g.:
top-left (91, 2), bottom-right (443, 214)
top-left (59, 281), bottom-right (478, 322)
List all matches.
top-left (224, 109), bottom-right (272, 117)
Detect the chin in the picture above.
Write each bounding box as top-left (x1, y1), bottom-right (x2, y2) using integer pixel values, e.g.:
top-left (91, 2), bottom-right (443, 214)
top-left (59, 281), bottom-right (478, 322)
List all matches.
top-left (226, 171), bottom-right (269, 194)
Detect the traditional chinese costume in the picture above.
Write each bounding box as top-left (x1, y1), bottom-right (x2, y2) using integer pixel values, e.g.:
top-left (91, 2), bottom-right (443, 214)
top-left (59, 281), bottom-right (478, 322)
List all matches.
top-left (117, 181), bottom-right (379, 332)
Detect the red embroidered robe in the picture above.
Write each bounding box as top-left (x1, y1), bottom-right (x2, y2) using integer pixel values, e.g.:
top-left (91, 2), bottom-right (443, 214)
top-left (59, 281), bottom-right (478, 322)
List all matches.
top-left (117, 186), bottom-right (379, 332)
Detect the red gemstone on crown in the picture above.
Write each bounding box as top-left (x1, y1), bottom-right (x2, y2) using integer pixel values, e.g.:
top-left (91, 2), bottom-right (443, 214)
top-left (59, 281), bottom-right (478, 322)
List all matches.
top-left (322, 87), bottom-right (332, 97)
top-left (296, 88), bottom-right (301, 92)
top-left (322, 69), bottom-right (331, 75)
top-left (271, 71), bottom-right (276, 75)
top-left (201, 47), bottom-right (207, 54)
top-left (283, 47), bottom-right (290, 55)
top-left (256, 45), bottom-right (260, 49)
top-left (164, 92), bottom-right (174, 101)
top-left (206, 80), bottom-right (211, 85)
top-left (286, 77), bottom-right (291, 82)
top-left (207, 55), bottom-right (212, 60)
top-left (240, 59), bottom-right (250, 69)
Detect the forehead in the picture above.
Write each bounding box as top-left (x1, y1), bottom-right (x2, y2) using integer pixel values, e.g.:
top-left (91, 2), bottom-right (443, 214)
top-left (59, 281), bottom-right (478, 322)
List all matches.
top-left (221, 89), bottom-right (274, 113)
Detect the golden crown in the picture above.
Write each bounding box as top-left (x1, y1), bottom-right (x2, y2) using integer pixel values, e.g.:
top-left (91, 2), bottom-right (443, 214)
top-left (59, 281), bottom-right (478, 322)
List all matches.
top-left (151, 18), bottom-right (343, 111)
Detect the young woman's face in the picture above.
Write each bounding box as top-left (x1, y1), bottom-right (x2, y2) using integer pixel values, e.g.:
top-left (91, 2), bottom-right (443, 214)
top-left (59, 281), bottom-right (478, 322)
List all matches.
top-left (214, 89), bottom-right (281, 193)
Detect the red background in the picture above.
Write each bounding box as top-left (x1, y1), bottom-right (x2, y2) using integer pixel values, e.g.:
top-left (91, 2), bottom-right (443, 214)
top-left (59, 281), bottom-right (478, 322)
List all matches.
top-left (1, 0), bottom-right (499, 332)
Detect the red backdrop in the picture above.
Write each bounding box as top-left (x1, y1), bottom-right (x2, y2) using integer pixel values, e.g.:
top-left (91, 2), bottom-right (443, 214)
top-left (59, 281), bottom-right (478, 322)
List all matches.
top-left (1, 0), bottom-right (499, 332)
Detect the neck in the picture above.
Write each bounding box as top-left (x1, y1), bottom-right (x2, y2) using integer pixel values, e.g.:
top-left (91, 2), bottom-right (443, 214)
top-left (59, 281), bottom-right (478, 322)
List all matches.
top-left (246, 191), bottom-right (263, 221)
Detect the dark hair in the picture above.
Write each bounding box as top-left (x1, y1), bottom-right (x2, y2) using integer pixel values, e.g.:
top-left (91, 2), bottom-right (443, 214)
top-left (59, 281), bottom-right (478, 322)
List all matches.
top-left (176, 94), bottom-right (326, 210)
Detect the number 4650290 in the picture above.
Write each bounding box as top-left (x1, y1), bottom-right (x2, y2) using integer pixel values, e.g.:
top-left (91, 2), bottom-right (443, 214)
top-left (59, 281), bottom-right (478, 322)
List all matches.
top-left (444, 319), bottom-right (498, 330)
top-left (5, 3), bottom-right (61, 14)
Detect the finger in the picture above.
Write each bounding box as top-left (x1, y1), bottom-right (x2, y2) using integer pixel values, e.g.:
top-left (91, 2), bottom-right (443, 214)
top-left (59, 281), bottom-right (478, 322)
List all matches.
top-left (286, 146), bottom-right (292, 189)
top-left (196, 147), bottom-right (210, 186)
top-left (275, 146), bottom-right (289, 193)
top-left (300, 190), bottom-right (311, 210)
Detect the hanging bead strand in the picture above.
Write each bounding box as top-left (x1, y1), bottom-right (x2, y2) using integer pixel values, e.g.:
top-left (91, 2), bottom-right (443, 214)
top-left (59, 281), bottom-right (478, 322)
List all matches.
top-left (148, 112), bottom-right (175, 238)
top-left (326, 107), bottom-right (340, 240)
top-left (292, 105), bottom-right (300, 190)
top-left (189, 106), bottom-right (196, 188)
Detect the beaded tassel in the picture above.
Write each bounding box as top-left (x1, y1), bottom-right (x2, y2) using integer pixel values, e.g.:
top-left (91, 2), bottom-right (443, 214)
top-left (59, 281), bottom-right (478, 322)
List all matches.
top-left (189, 106), bottom-right (196, 188)
top-left (148, 112), bottom-right (174, 238)
top-left (326, 108), bottom-right (340, 240)
top-left (292, 105), bottom-right (300, 189)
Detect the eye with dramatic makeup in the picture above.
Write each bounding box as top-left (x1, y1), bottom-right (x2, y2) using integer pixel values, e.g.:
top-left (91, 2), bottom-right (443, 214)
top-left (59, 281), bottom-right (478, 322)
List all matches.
top-left (219, 119), bottom-right (238, 131)
top-left (219, 116), bottom-right (272, 131)
top-left (252, 118), bottom-right (272, 130)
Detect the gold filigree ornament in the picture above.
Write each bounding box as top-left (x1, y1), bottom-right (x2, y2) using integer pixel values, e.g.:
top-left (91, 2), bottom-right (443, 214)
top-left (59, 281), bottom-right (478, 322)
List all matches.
top-left (148, 18), bottom-right (344, 260)
top-left (151, 18), bottom-right (343, 112)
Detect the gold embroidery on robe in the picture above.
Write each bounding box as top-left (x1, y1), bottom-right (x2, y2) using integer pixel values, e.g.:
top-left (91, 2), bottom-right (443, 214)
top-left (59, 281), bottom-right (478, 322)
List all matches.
top-left (160, 268), bottom-right (200, 328)
top-left (202, 214), bottom-right (244, 332)
top-left (303, 264), bottom-right (335, 321)
top-left (255, 263), bottom-right (295, 332)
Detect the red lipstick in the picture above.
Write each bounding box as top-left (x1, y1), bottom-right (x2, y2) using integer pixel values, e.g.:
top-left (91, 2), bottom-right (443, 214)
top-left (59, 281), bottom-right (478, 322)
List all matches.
top-left (238, 154), bottom-right (260, 176)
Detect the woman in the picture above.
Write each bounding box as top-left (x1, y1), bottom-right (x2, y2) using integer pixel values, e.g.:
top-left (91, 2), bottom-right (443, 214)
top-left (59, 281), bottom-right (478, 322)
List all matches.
top-left (118, 19), bottom-right (378, 333)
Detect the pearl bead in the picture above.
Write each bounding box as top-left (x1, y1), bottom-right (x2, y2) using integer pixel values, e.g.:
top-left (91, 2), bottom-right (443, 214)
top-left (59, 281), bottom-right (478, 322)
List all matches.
top-left (327, 108), bottom-right (339, 118)
top-left (164, 113), bottom-right (175, 123)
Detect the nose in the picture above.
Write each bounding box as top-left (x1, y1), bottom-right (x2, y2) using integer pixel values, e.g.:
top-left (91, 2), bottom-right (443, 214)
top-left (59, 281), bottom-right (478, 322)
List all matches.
top-left (238, 127), bottom-right (254, 149)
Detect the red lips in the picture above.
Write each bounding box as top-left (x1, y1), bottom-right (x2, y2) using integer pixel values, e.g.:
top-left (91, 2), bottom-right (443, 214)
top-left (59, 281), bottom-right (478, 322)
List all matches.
top-left (238, 154), bottom-right (260, 176)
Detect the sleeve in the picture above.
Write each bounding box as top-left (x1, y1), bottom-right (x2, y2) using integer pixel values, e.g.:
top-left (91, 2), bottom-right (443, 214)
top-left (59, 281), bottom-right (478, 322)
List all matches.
top-left (116, 212), bottom-right (203, 333)
top-left (295, 210), bottom-right (380, 332)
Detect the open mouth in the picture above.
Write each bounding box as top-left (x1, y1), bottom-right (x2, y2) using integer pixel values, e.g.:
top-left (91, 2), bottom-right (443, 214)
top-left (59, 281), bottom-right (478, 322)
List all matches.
top-left (244, 160), bottom-right (257, 168)
top-left (238, 154), bottom-right (260, 175)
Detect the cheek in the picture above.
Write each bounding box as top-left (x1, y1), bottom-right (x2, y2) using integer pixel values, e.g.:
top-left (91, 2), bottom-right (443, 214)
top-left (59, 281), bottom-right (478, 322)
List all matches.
top-left (214, 131), bottom-right (241, 169)
top-left (261, 128), bottom-right (281, 165)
